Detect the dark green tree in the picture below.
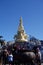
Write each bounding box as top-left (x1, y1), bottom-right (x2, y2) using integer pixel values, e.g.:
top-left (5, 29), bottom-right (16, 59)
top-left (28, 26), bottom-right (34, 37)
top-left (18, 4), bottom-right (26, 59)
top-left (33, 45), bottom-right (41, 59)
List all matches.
top-left (0, 36), bottom-right (5, 46)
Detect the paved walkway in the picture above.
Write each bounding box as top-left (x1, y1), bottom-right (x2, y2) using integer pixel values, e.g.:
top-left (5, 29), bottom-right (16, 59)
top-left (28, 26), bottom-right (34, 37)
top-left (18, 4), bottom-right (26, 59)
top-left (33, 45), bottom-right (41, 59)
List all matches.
top-left (41, 63), bottom-right (43, 65)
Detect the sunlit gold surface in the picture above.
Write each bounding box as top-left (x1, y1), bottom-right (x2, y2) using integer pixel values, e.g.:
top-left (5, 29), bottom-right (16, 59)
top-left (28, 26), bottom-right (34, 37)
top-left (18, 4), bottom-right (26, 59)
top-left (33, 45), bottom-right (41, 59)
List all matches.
top-left (14, 17), bottom-right (28, 42)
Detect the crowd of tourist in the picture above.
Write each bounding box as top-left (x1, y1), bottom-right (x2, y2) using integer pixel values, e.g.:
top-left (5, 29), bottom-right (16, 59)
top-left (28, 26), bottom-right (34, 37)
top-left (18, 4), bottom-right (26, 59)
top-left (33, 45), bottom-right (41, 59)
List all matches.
top-left (0, 45), bottom-right (42, 65)
top-left (2, 47), bottom-right (13, 65)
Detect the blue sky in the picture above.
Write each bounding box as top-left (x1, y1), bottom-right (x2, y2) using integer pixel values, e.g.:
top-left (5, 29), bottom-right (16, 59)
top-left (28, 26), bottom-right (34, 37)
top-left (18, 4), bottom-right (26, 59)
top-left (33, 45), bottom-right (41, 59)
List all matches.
top-left (0, 0), bottom-right (43, 41)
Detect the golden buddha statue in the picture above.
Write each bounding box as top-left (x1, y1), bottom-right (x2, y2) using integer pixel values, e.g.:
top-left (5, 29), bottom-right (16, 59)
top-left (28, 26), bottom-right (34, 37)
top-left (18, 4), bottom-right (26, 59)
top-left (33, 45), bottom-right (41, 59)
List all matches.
top-left (14, 17), bottom-right (28, 42)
